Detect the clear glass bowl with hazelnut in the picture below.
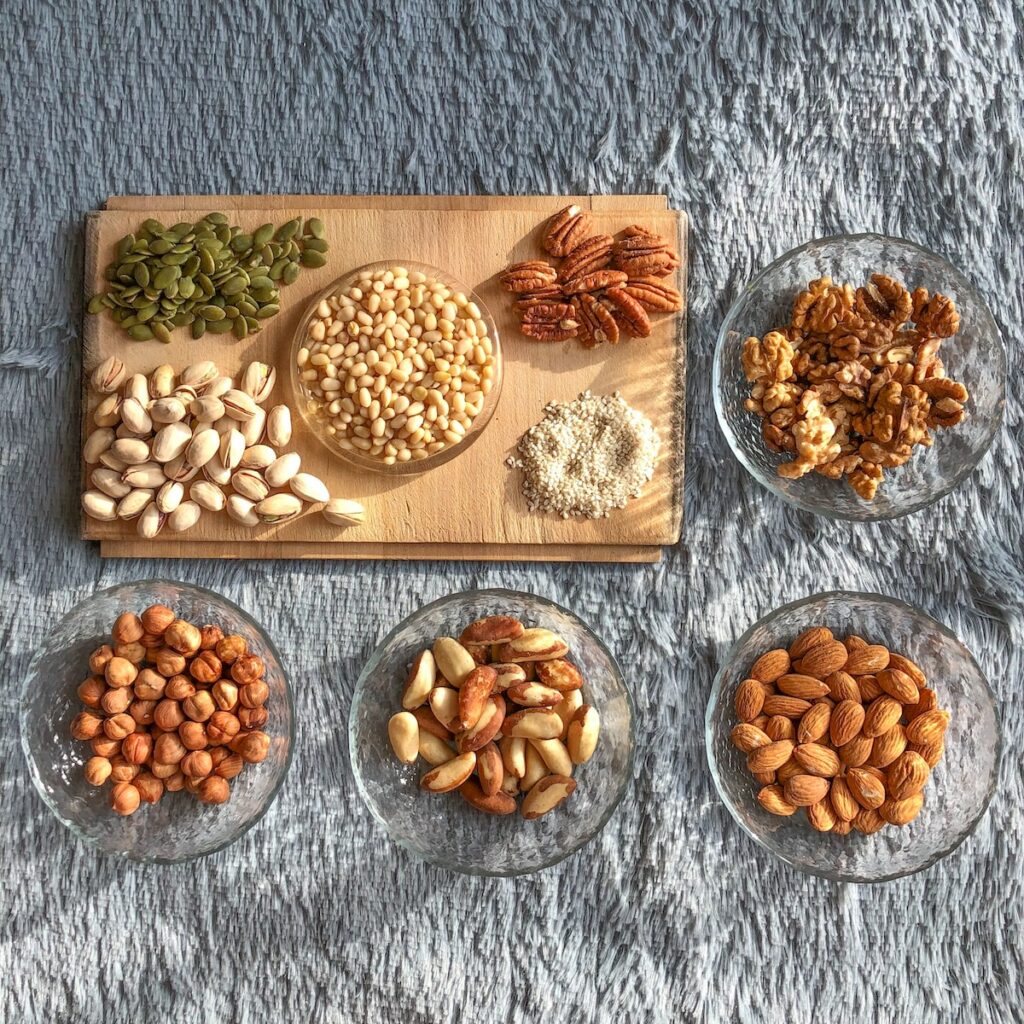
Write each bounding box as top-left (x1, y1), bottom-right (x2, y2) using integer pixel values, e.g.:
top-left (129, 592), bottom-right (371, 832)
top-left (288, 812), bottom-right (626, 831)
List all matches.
top-left (20, 580), bottom-right (294, 863)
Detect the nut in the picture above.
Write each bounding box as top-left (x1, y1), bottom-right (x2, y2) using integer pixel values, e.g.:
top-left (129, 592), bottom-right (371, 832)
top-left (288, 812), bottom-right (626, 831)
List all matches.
top-left (402, 650), bottom-right (436, 710)
top-left (432, 638), bottom-right (477, 687)
top-left (459, 616), bottom-right (525, 646)
top-left (388, 711), bottom-right (419, 764)
top-left (520, 774), bottom-right (576, 820)
top-left (566, 705), bottom-right (600, 764)
top-left (420, 752), bottom-right (477, 793)
top-left (541, 205), bottom-right (594, 257)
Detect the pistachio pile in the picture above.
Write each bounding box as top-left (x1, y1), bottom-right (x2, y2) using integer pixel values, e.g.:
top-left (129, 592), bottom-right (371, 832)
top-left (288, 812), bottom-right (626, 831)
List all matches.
top-left (82, 357), bottom-right (365, 536)
top-left (86, 214), bottom-right (328, 342)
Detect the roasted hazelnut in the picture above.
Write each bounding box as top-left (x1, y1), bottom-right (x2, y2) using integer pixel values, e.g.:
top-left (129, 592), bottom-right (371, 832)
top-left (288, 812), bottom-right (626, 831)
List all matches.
top-left (150, 760), bottom-right (178, 780)
top-left (215, 752), bottom-right (245, 779)
top-left (154, 648), bottom-right (187, 677)
top-left (134, 772), bottom-right (164, 804)
top-left (212, 680), bottom-right (239, 711)
top-left (84, 755), bottom-right (112, 786)
top-left (165, 675), bottom-right (196, 701)
top-left (129, 699), bottom-right (156, 726)
top-left (153, 732), bottom-right (187, 765)
top-left (77, 676), bottom-right (106, 709)
top-left (139, 632), bottom-right (165, 650)
top-left (100, 687), bottom-right (132, 716)
top-left (105, 656), bottom-right (138, 689)
top-left (109, 755), bottom-right (140, 783)
top-left (154, 699), bottom-right (185, 732)
top-left (199, 624), bottom-right (225, 651)
top-left (237, 706), bottom-right (268, 731)
top-left (164, 771), bottom-right (186, 792)
top-left (122, 732), bottom-right (153, 765)
top-left (239, 680), bottom-right (269, 708)
top-left (114, 641), bottom-right (147, 664)
top-left (197, 776), bottom-right (231, 805)
top-left (206, 711), bottom-right (241, 745)
top-left (183, 690), bottom-right (215, 723)
top-left (70, 711), bottom-right (103, 741)
top-left (112, 612), bottom-right (144, 645)
top-left (231, 654), bottom-right (265, 685)
top-left (164, 619), bottom-right (202, 656)
top-left (231, 730), bottom-right (270, 764)
top-left (178, 721), bottom-right (208, 750)
top-left (103, 713), bottom-right (136, 741)
top-left (110, 781), bottom-right (141, 816)
top-left (216, 634), bottom-right (247, 665)
top-left (190, 651), bottom-right (222, 684)
top-left (185, 776), bottom-right (203, 795)
top-left (140, 604), bottom-right (176, 637)
top-left (88, 644), bottom-right (115, 675)
top-left (90, 735), bottom-right (121, 758)
top-left (181, 749), bottom-right (213, 779)
top-left (134, 668), bottom-right (167, 701)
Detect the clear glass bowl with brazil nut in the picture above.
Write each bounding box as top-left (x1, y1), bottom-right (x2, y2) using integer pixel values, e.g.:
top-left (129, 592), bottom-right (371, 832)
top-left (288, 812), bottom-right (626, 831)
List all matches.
top-left (706, 591), bottom-right (999, 883)
top-left (290, 260), bottom-right (502, 476)
top-left (350, 589), bottom-right (634, 876)
top-left (20, 580), bottom-right (294, 863)
top-left (713, 234), bottom-right (1006, 520)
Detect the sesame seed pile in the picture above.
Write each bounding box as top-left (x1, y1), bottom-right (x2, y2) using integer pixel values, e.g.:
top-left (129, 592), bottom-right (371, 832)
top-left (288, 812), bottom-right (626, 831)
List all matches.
top-left (507, 391), bottom-right (660, 519)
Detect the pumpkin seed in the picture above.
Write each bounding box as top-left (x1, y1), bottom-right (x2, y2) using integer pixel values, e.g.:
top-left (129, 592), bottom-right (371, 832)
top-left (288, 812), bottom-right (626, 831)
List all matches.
top-left (152, 323), bottom-right (172, 344)
top-left (128, 324), bottom-right (154, 340)
top-left (282, 262), bottom-right (300, 284)
top-left (306, 217), bottom-right (325, 239)
top-left (300, 250), bottom-right (327, 268)
top-left (192, 318), bottom-right (207, 339)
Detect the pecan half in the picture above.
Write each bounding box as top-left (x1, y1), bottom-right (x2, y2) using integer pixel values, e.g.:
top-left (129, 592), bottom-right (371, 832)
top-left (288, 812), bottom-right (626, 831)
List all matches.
top-left (520, 302), bottom-right (579, 342)
top-left (572, 293), bottom-right (620, 348)
top-left (855, 274), bottom-right (912, 326)
top-left (541, 205), bottom-right (593, 257)
top-left (557, 235), bottom-right (613, 284)
top-left (561, 269), bottom-right (628, 295)
top-left (515, 284), bottom-right (564, 310)
top-left (610, 228), bottom-right (680, 278)
top-left (498, 260), bottom-right (558, 293)
top-left (604, 287), bottom-right (652, 338)
top-left (621, 277), bottom-right (684, 312)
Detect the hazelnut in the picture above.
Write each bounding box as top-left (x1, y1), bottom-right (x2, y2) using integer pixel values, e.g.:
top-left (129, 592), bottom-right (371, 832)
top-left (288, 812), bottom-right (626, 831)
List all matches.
top-left (189, 650), bottom-right (222, 684)
top-left (100, 687), bottom-right (132, 716)
top-left (104, 657), bottom-right (138, 689)
top-left (215, 752), bottom-right (245, 780)
top-left (237, 706), bottom-right (268, 731)
top-left (103, 713), bottom-right (136, 741)
top-left (165, 675), bottom-right (196, 701)
top-left (181, 749), bottom-right (213, 779)
top-left (150, 760), bottom-right (178, 780)
top-left (183, 690), bottom-right (215, 723)
top-left (84, 756), bottom-right (112, 786)
top-left (164, 619), bottom-right (202, 656)
top-left (88, 645), bottom-right (115, 675)
top-left (200, 624), bottom-right (225, 651)
top-left (133, 772), bottom-right (164, 804)
top-left (114, 641), bottom-right (147, 664)
top-left (239, 680), bottom-right (269, 708)
top-left (112, 612), bottom-right (144, 645)
top-left (153, 733), bottom-right (187, 765)
top-left (154, 648), bottom-right (187, 677)
top-left (178, 721), bottom-right (208, 750)
top-left (197, 776), bottom-right (231, 805)
top-left (139, 632), bottom-right (164, 650)
top-left (70, 711), bottom-right (103, 741)
top-left (206, 711), bottom-right (241, 745)
top-left (231, 730), bottom-right (270, 764)
top-left (216, 634), bottom-right (247, 665)
top-left (77, 676), bottom-right (106, 709)
top-left (110, 782), bottom-right (141, 816)
top-left (153, 698), bottom-right (185, 731)
top-left (185, 776), bottom-right (203, 795)
top-left (140, 604), bottom-right (176, 636)
top-left (231, 654), bottom-right (265, 686)
top-left (109, 755), bottom-right (140, 783)
top-left (212, 680), bottom-right (239, 711)
top-left (164, 771), bottom-right (186, 792)
top-left (129, 699), bottom-right (156, 726)
top-left (122, 732), bottom-right (153, 765)
top-left (90, 735), bottom-right (120, 758)
top-left (133, 668), bottom-right (167, 701)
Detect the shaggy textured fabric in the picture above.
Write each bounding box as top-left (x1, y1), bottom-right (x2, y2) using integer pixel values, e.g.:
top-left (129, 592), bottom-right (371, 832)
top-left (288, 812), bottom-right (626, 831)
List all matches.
top-left (1, 2), bottom-right (1022, 1021)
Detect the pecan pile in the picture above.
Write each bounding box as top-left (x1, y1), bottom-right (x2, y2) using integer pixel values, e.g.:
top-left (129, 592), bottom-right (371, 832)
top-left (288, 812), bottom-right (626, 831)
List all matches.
top-left (742, 274), bottom-right (969, 500)
top-left (497, 206), bottom-right (683, 348)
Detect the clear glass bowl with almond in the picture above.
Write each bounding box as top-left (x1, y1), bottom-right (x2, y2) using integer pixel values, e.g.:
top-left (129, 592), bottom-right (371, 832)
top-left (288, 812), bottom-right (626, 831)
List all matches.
top-left (705, 591), bottom-right (998, 882)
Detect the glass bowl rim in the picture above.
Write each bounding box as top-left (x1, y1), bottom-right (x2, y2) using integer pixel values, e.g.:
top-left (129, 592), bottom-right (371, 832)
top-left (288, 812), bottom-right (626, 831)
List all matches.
top-left (19, 577), bottom-right (296, 865)
top-left (712, 231), bottom-right (1007, 522)
top-left (704, 588), bottom-right (1001, 883)
top-left (289, 258), bottom-right (503, 477)
top-left (348, 586), bottom-right (636, 876)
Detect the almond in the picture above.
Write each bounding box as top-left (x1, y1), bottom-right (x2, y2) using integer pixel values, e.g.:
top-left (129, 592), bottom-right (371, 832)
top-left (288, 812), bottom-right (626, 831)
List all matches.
top-left (829, 777), bottom-right (859, 821)
top-left (788, 627), bottom-right (834, 659)
top-left (908, 739), bottom-right (945, 768)
top-left (863, 695), bottom-right (902, 738)
top-left (401, 649), bottom-right (436, 710)
top-left (797, 703), bottom-right (831, 744)
top-left (757, 784), bottom-right (797, 816)
top-left (734, 678), bottom-right (766, 722)
top-left (844, 644), bottom-right (890, 675)
top-left (886, 750), bottom-right (931, 800)
top-left (502, 708), bottom-right (563, 740)
top-left (458, 695), bottom-right (506, 753)
top-left (491, 663), bottom-right (528, 692)
top-left (793, 742), bottom-right (841, 778)
top-left (475, 742), bottom-right (504, 796)
top-left (880, 791), bottom-right (924, 826)
top-left (732, 722), bottom-right (772, 751)
top-left (762, 695), bottom-right (811, 719)
top-left (534, 658), bottom-right (584, 691)
top-left (496, 628), bottom-right (569, 663)
top-left (421, 751), bottom-right (476, 793)
top-left (458, 777), bottom-right (517, 815)
top-left (867, 724), bottom-right (907, 768)
top-left (777, 674), bottom-right (830, 699)
top-left (877, 668), bottom-right (918, 704)
top-left (846, 767), bottom-right (886, 809)
top-left (766, 716), bottom-right (796, 742)
top-left (853, 806), bottom-right (886, 834)
top-left (752, 769), bottom-right (776, 785)
top-left (832, 818), bottom-right (853, 836)
top-left (905, 708), bottom-right (950, 746)
top-left (776, 758), bottom-right (803, 784)
top-left (888, 652), bottom-right (927, 687)
top-left (746, 739), bottom-right (794, 774)
top-left (829, 699), bottom-right (866, 747)
top-left (806, 799), bottom-right (837, 832)
top-left (566, 705), bottom-right (600, 764)
top-left (499, 735), bottom-right (526, 778)
top-left (826, 670), bottom-right (862, 704)
top-left (749, 648), bottom-right (791, 684)
top-left (783, 774), bottom-right (830, 807)
top-left (521, 774), bottom-right (576, 820)
top-left (427, 686), bottom-right (461, 732)
top-left (837, 733), bottom-right (873, 768)
top-left (793, 640), bottom-right (848, 679)
top-left (905, 687), bottom-right (938, 721)
top-left (412, 705), bottom-right (451, 741)
top-left (460, 615), bottom-right (526, 645)
top-left (457, 666), bottom-right (499, 731)
top-left (858, 675), bottom-right (883, 701)
top-left (844, 634), bottom-right (868, 651)
top-left (506, 681), bottom-right (563, 708)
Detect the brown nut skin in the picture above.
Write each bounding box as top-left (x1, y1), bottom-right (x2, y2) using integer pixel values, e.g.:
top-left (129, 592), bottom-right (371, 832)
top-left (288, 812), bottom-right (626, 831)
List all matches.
top-left (182, 690), bottom-right (215, 723)
top-left (84, 756), bottom-right (112, 786)
top-left (134, 772), bottom-right (164, 805)
top-left (216, 634), bottom-right (247, 665)
top-left (215, 752), bottom-right (245, 779)
top-left (109, 755), bottom-right (140, 783)
top-left (102, 713), bottom-right (136, 741)
top-left (129, 699), bottom-right (156, 726)
top-left (197, 776), bottom-right (231, 804)
top-left (88, 644), bottom-right (115, 676)
top-left (189, 651), bottom-right (223, 684)
top-left (150, 760), bottom-right (178, 780)
top-left (133, 668), bottom-right (167, 701)
top-left (212, 680), bottom-right (239, 711)
top-left (181, 750), bottom-right (213, 779)
top-left (164, 619), bottom-right (202, 656)
top-left (121, 732), bottom-right (153, 765)
top-left (237, 706), bottom-right (268, 731)
top-left (140, 604), bottom-right (176, 636)
top-left (100, 687), bottom-right (132, 716)
top-left (239, 680), bottom-right (269, 708)
top-left (206, 711), bottom-right (240, 745)
top-left (104, 657), bottom-right (139, 689)
top-left (114, 641), bottom-right (147, 665)
top-left (77, 676), bottom-right (107, 708)
top-left (230, 654), bottom-right (265, 685)
top-left (153, 732), bottom-right (187, 765)
top-left (112, 612), bottom-right (145, 645)
top-left (230, 730), bottom-right (270, 763)
top-left (153, 698), bottom-right (186, 732)
top-left (199, 624), bottom-right (225, 651)
top-left (164, 675), bottom-right (196, 701)
top-left (110, 782), bottom-right (141, 816)
top-left (138, 632), bottom-right (165, 651)
top-left (90, 735), bottom-right (121, 758)
top-left (153, 648), bottom-right (187, 677)
top-left (178, 721), bottom-right (208, 750)
top-left (164, 771), bottom-right (187, 792)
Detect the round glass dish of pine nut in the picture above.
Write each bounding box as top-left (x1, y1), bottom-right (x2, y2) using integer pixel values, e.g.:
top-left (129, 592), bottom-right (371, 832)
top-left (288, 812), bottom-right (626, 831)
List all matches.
top-left (705, 590), bottom-right (998, 883)
top-left (350, 589), bottom-right (635, 876)
top-left (291, 261), bottom-right (502, 474)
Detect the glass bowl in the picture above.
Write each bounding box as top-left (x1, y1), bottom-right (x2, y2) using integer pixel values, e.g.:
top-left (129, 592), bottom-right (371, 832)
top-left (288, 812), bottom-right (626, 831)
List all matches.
top-left (350, 589), bottom-right (634, 875)
top-left (290, 259), bottom-right (502, 476)
top-left (706, 591), bottom-right (999, 883)
top-left (20, 580), bottom-right (294, 863)
top-left (713, 234), bottom-right (1005, 520)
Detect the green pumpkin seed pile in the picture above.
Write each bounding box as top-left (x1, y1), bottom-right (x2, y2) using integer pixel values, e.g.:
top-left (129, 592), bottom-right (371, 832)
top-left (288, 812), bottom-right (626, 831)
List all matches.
top-left (87, 213), bottom-right (329, 342)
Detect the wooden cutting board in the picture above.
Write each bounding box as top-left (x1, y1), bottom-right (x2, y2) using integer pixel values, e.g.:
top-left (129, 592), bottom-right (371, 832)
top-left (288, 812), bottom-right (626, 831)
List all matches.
top-left (84, 194), bottom-right (686, 562)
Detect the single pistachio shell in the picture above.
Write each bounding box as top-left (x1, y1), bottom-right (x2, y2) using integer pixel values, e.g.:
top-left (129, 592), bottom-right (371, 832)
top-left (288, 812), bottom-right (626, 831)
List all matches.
top-left (239, 444), bottom-right (275, 470)
top-left (99, 450), bottom-right (129, 472)
top-left (163, 453), bottom-right (200, 483)
top-left (265, 452), bottom-right (301, 488)
top-left (323, 498), bottom-right (366, 526)
top-left (137, 502), bottom-right (167, 539)
top-left (222, 389), bottom-right (258, 422)
top-left (116, 489), bottom-right (153, 520)
top-left (254, 493), bottom-right (303, 524)
top-left (219, 429), bottom-right (246, 470)
top-left (121, 463), bottom-right (167, 489)
top-left (204, 376), bottom-right (233, 400)
top-left (150, 397), bottom-right (187, 424)
top-left (168, 500), bottom-right (201, 533)
top-left (156, 480), bottom-right (184, 514)
top-left (240, 406), bottom-right (266, 446)
top-left (212, 415), bottom-right (236, 435)
top-left (91, 356), bottom-right (126, 394)
top-left (93, 393), bottom-right (122, 427)
top-left (149, 364), bottom-right (175, 398)
top-left (173, 384), bottom-right (199, 406)
top-left (120, 397), bottom-right (153, 435)
top-left (185, 429), bottom-right (220, 469)
top-left (91, 467), bottom-right (132, 499)
top-left (124, 373), bottom-right (150, 407)
top-left (82, 490), bottom-right (118, 521)
top-left (189, 480), bottom-right (226, 512)
top-left (203, 453), bottom-right (232, 486)
top-left (241, 361), bottom-right (276, 404)
top-left (266, 405), bottom-right (292, 448)
top-left (289, 472), bottom-right (329, 503)
top-left (180, 361), bottom-right (219, 389)
top-left (83, 428), bottom-right (115, 464)
top-left (114, 422), bottom-right (148, 440)
top-left (110, 438), bottom-right (151, 465)
top-left (190, 396), bottom-right (225, 423)
top-left (231, 469), bottom-right (270, 502)
top-left (226, 494), bottom-right (259, 526)
top-left (152, 422), bottom-right (192, 463)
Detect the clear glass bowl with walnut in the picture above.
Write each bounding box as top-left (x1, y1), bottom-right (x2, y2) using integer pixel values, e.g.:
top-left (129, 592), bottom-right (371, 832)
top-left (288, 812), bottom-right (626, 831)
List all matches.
top-left (714, 234), bottom-right (1005, 520)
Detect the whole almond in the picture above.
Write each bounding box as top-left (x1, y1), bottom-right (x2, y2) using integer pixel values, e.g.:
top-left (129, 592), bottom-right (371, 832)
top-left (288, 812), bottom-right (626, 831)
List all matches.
top-left (507, 681), bottom-right (563, 708)
top-left (476, 742), bottom-right (504, 796)
top-left (735, 678), bottom-right (766, 722)
top-left (844, 644), bottom-right (891, 675)
top-left (793, 743), bottom-right (841, 778)
top-left (746, 739), bottom-right (794, 774)
top-left (797, 703), bottom-right (831, 744)
top-left (458, 695), bottom-right (506, 753)
top-left (887, 750), bottom-right (931, 800)
top-left (826, 670), bottom-right (862, 704)
top-left (534, 659), bottom-right (583, 692)
top-left (844, 634), bottom-right (869, 652)
top-left (457, 666), bottom-right (498, 731)
top-left (783, 774), bottom-right (830, 807)
top-left (833, 819), bottom-right (853, 836)
top-left (846, 767), bottom-right (886, 809)
top-left (459, 615), bottom-right (525, 645)
top-left (766, 715), bottom-right (796, 742)
top-left (749, 649), bottom-right (790, 684)
top-left (762, 695), bottom-right (811, 719)
top-left (788, 627), bottom-right (834, 659)
top-left (757, 785), bottom-right (797, 816)
top-left (806, 799), bottom-right (837, 832)
top-left (888, 653), bottom-right (927, 687)
top-left (777, 674), bottom-right (830, 699)
top-left (880, 791), bottom-right (925, 826)
top-left (752, 769), bottom-right (776, 785)
top-left (387, 711), bottom-right (419, 764)
top-left (858, 675), bottom-right (883, 701)
top-left (793, 641), bottom-right (848, 679)
top-left (502, 708), bottom-right (563, 740)
top-left (420, 751), bottom-right (477, 793)
top-left (853, 806), bottom-right (886, 834)
top-left (731, 723), bottom-right (771, 753)
top-left (402, 650), bottom-right (436, 710)
top-left (905, 708), bottom-right (950, 746)
top-left (776, 757), bottom-right (803, 784)
top-left (521, 774), bottom-right (576, 820)
top-left (863, 695), bottom-right (903, 738)
top-left (838, 733), bottom-right (874, 768)
top-left (829, 777), bottom-right (859, 821)
top-left (905, 687), bottom-right (939, 721)
top-left (877, 668), bottom-right (919, 704)
top-left (908, 739), bottom-right (945, 768)
top-left (458, 777), bottom-right (517, 815)
top-left (867, 724), bottom-right (907, 768)
top-left (830, 700), bottom-right (866, 747)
